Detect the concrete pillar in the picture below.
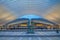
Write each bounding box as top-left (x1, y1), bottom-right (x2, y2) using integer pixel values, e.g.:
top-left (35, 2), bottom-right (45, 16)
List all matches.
top-left (27, 19), bottom-right (34, 34)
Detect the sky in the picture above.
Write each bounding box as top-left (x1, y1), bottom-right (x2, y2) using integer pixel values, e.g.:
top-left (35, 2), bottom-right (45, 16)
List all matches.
top-left (0, 0), bottom-right (60, 25)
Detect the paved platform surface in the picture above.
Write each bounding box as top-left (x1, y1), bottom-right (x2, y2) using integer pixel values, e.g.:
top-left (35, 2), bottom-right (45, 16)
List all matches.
top-left (0, 31), bottom-right (60, 40)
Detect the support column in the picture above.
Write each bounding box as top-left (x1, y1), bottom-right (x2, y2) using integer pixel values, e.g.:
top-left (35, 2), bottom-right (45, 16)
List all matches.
top-left (27, 19), bottom-right (34, 34)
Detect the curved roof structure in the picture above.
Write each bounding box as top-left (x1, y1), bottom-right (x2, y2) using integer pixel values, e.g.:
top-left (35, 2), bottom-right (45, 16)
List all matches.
top-left (20, 15), bottom-right (41, 19)
top-left (5, 15), bottom-right (56, 25)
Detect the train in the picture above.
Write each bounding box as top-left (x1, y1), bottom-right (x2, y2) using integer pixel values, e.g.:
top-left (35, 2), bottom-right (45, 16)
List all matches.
top-left (0, 18), bottom-right (59, 30)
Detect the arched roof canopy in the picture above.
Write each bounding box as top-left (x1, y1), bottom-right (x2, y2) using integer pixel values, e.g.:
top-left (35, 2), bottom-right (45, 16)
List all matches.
top-left (5, 15), bottom-right (57, 25)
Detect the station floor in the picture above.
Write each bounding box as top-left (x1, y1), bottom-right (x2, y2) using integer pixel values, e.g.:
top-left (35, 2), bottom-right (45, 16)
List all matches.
top-left (0, 31), bottom-right (60, 40)
top-left (0, 37), bottom-right (60, 40)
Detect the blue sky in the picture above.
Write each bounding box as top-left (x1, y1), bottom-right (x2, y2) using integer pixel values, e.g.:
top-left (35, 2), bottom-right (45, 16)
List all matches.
top-left (0, 0), bottom-right (60, 18)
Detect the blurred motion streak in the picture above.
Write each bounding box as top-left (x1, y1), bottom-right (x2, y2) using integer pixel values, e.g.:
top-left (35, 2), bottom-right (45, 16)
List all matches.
top-left (0, 5), bottom-right (16, 25)
top-left (45, 4), bottom-right (60, 24)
